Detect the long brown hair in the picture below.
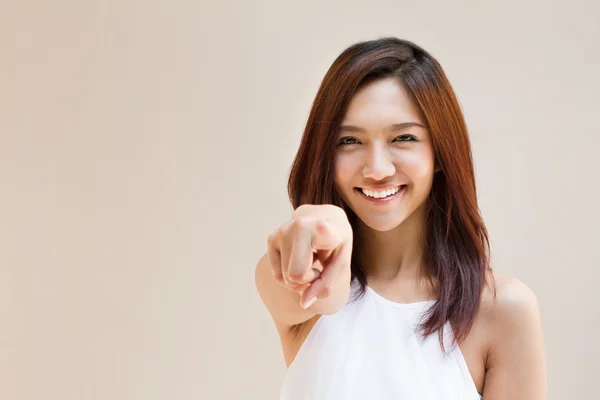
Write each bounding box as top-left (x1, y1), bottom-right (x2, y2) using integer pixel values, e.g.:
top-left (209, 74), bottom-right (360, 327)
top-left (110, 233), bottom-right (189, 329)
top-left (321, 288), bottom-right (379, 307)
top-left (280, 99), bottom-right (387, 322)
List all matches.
top-left (287, 36), bottom-right (494, 351)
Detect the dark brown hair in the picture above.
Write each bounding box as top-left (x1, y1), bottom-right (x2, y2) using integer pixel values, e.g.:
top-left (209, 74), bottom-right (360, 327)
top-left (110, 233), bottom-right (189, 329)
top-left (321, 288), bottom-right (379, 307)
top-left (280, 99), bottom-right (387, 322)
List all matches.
top-left (287, 36), bottom-right (494, 351)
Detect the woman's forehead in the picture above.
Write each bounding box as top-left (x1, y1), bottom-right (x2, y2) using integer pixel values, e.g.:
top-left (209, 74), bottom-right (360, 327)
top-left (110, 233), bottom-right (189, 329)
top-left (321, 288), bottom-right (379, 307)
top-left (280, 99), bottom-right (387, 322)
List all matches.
top-left (342, 79), bottom-right (424, 127)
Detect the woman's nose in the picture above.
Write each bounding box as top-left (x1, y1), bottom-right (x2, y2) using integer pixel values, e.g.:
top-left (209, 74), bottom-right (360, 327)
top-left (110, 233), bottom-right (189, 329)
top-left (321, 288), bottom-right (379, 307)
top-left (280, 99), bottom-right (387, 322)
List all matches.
top-left (362, 147), bottom-right (396, 181)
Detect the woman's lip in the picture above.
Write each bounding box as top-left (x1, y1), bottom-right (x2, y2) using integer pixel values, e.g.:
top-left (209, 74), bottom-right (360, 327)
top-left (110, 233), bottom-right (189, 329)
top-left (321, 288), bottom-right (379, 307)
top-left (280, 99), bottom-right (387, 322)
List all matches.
top-left (359, 185), bottom-right (403, 191)
top-left (355, 185), bottom-right (406, 203)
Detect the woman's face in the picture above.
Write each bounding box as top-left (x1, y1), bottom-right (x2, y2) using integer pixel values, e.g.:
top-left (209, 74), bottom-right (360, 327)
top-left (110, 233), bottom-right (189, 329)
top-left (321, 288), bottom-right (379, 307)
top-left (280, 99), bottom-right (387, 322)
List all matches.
top-left (333, 77), bottom-right (436, 232)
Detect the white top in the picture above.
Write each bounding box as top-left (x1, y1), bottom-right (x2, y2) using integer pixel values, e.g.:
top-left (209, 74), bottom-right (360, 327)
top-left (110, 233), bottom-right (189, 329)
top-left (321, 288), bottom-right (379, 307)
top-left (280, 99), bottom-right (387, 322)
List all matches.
top-left (281, 280), bottom-right (483, 400)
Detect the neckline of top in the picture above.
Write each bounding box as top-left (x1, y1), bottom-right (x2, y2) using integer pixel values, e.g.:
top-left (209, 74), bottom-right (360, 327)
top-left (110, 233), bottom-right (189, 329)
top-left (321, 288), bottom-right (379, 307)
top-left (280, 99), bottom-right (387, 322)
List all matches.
top-left (365, 285), bottom-right (437, 309)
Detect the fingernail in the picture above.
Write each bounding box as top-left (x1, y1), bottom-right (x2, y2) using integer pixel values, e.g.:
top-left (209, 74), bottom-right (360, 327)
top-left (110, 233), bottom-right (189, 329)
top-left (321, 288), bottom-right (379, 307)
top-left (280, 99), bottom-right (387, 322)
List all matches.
top-left (302, 296), bottom-right (317, 310)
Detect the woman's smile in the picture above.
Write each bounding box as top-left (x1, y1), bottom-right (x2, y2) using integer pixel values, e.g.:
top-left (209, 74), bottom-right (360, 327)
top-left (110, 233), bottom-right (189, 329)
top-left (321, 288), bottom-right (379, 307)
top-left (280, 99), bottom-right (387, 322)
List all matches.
top-left (355, 184), bottom-right (407, 204)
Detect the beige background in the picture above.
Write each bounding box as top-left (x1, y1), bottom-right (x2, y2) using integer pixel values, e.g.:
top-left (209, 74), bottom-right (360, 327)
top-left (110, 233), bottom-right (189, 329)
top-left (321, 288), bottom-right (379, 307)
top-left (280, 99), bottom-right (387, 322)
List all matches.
top-left (1, 1), bottom-right (598, 399)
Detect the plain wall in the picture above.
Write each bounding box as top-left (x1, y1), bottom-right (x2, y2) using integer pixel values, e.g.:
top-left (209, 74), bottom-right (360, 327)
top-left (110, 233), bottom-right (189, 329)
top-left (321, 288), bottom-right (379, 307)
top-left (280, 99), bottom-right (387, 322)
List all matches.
top-left (1, 1), bottom-right (598, 399)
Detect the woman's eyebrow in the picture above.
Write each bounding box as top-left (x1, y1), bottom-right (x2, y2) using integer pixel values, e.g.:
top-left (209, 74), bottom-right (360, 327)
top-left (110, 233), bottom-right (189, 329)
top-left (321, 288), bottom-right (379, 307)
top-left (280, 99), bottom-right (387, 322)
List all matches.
top-left (338, 122), bottom-right (424, 133)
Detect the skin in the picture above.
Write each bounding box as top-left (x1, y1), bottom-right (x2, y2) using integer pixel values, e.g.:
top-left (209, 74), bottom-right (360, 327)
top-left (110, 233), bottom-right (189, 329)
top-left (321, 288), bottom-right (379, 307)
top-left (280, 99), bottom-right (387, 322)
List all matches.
top-left (256, 77), bottom-right (547, 399)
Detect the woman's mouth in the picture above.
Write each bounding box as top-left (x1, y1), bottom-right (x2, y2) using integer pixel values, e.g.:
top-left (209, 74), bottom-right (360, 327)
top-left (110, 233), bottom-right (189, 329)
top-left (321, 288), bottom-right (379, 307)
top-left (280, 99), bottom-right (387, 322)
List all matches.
top-left (355, 185), bottom-right (406, 204)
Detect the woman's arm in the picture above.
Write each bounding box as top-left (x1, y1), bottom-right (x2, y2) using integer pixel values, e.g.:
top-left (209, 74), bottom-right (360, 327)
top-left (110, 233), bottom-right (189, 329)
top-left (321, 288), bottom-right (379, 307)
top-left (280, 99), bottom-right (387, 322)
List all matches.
top-left (482, 276), bottom-right (547, 399)
top-left (255, 251), bottom-right (351, 328)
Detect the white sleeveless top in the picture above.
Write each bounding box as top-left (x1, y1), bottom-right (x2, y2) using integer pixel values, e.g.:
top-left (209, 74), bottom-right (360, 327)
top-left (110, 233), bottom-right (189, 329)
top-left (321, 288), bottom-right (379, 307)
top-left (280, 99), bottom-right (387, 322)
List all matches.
top-left (281, 280), bottom-right (483, 400)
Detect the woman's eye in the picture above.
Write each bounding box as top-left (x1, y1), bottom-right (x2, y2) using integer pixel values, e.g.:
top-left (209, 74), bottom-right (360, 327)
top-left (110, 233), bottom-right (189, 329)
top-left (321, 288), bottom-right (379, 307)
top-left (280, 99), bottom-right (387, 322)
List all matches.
top-left (337, 135), bottom-right (416, 146)
top-left (337, 137), bottom-right (359, 146)
top-left (394, 135), bottom-right (416, 142)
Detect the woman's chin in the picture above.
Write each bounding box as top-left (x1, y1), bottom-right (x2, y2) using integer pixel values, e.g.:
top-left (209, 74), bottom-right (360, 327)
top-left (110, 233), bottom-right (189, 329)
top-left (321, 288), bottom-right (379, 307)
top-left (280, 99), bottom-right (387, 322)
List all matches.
top-left (356, 213), bottom-right (407, 232)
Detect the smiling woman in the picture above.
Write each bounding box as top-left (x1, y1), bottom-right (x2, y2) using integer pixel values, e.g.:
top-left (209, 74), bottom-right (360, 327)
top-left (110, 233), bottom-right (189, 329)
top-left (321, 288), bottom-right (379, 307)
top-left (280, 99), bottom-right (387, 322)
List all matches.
top-left (255, 36), bottom-right (546, 400)
top-left (333, 78), bottom-right (436, 234)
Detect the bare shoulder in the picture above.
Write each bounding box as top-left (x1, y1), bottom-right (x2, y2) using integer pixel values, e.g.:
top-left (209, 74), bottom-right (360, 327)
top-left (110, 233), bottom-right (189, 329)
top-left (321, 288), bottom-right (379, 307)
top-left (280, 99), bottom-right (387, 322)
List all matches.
top-left (480, 270), bottom-right (541, 322)
top-left (466, 270), bottom-right (542, 364)
top-left (479, 270), bottom-right (545, 366)
top-left (477, 273), bottom-right (547, 397)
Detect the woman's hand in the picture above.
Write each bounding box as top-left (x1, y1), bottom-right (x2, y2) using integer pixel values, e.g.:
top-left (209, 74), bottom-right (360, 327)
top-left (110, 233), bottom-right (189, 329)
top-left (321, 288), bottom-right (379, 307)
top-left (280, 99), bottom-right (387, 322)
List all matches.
top-left (267, 204), bottom-right (353, 309)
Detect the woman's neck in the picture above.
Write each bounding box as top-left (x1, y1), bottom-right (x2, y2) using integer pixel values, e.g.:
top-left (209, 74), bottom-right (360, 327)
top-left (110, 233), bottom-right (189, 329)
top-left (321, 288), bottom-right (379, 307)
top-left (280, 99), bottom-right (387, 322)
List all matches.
top-left (356, 204), bottom-right (429, 282)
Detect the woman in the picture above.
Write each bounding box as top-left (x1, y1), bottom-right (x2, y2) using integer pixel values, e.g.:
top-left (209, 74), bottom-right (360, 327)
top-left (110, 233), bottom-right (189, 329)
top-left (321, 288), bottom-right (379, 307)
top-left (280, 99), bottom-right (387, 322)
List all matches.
top-left (255, 37), bottom-right (546, 399)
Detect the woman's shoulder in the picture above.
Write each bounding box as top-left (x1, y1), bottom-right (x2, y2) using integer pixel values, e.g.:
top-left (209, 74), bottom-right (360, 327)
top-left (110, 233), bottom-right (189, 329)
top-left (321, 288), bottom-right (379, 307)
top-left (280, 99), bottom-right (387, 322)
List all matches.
top-left (473, 272), bottom-right (546, 395)
top-left (478, 270), bottom-right (542, 347)
top-left (480, 270), bottom-right (540, 316)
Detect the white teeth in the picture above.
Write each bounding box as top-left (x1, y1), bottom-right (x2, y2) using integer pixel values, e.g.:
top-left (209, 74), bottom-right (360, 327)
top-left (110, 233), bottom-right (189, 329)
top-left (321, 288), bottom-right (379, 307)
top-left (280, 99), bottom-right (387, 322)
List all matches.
top-left (361, 186), bottom-right (401, 199)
